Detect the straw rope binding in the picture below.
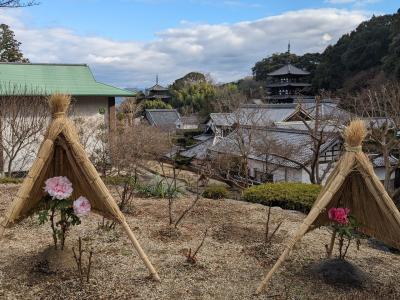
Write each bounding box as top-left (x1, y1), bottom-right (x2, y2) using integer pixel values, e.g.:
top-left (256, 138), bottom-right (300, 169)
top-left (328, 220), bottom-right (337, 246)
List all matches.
top-left (48, 94), bottom-right (71, 118)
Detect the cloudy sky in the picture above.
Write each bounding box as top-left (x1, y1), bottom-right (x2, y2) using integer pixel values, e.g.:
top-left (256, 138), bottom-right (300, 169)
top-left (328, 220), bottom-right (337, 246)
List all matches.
top-left (0, 0), bottom-right (398, 88)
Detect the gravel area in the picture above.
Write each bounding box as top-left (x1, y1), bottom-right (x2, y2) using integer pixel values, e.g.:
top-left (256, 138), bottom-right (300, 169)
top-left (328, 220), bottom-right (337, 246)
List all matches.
top-left (0, 183), bottom-right (399, 299)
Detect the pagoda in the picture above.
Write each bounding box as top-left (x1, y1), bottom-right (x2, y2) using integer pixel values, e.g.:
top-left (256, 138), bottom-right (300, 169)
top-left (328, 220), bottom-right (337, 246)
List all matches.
top-left (145, 75), bottom-right (171, 103)
top-left (266, 45), bottom-right (311, 103)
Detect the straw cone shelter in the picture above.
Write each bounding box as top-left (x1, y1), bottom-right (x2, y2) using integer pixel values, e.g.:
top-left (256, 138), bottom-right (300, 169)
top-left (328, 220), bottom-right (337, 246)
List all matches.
top-left (0, 94), bottom-right (160, 281)
top-left (256, 120), bottom-right (400, 294)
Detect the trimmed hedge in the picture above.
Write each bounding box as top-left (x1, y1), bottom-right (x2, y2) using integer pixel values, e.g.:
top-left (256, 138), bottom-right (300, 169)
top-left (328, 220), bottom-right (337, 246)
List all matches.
top-left (203, 184), bottom-right (228, 200)
top-left (242, 183), bottom-right (322, 213)
top-left (0, 177), bottom-right (23, 184)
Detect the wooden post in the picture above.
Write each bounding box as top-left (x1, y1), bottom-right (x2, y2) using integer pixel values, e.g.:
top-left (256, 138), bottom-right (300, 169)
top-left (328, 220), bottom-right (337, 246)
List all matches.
top-left (121, 220), bottom-right (161, 282)
top-left (255, 170), bottom-right (350, 294)
top-left (108, 97), bottom-right (116, 133)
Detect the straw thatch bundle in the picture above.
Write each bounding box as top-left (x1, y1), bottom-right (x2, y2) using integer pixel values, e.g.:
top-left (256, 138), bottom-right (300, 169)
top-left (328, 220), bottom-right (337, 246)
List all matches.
top-left (0, 94), bottom-right (160, 281)
top-left (256, 120), bottom-right (400, 294)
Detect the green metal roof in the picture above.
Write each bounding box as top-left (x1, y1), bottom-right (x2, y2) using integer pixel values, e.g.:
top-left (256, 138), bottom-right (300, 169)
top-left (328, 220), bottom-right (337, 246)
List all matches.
top-left (0, 63), bottom-right (134, 97)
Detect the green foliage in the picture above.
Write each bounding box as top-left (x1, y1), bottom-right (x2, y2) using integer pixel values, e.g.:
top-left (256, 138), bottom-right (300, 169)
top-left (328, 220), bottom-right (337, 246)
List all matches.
top-left (202, 184), bottom-right (228, 200)
top-left (329, 213), bottom-right (360, 259)
top-left (313, 14), bottom-right (393, 91)
top-left (170, 80), bottom-right (216, 115)
top-left (252, 10), bottom-right (400, 93)
top-left (171, 72), bottom-right (207, 90)
top-left (236, 77), bottom-right (266, 99)
top-left (143, 99), bottom-right (172, 110)
top-left (37, 195), bottom-right (82, 250)
top-left (0, 24), bottom-right (29, 62)
top-left (137, 175), bottom-right (183, 198)
top-left (0, 176), bottom-right (23, 184)
top-left (383, 12), bottom-right (400, 79)
top-left (252, 52), bottom-right (321, 83)
top-left (98, 107), bottom-right (106, 115)
top-left (242, 183), bottom-right (321, 213)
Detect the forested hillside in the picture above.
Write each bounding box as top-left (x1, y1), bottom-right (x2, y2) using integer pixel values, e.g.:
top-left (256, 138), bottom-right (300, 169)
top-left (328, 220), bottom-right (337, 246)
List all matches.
top-left (252, 9), bottom-right (400, 94)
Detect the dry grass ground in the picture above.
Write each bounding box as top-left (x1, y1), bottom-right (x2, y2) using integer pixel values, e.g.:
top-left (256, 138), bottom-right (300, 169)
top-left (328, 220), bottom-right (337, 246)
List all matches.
top-left (0, 183), bottom-right (399, 299)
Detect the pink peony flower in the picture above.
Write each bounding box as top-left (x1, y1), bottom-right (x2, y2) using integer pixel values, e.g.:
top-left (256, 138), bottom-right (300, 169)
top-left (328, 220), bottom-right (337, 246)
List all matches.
top-left (73, 196), bottom-right (91, 217)
top-left (328, 207), bottom-right (350, 225)
top-left (44, 176), bottom-right (73, 200)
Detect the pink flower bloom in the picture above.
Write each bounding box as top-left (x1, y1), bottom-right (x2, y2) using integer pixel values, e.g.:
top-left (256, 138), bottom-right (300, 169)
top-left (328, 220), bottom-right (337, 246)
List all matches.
top-left (328, 207), bottom-right (350, 225)
top-left (44, 176), bottom-right (73, 200)
top-left (73, 196), bottom-right (91, 217)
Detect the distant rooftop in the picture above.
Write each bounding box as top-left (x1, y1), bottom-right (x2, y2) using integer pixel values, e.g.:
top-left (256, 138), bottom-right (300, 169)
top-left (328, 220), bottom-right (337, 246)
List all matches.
top-left (148, 83), bottom-right (169, 91)
top-left (267, 64), bottom-right (310, 76)
top-left (0, 62), bottom-right (134, 97)
top-left (145, 109), bottom-right (181, 130)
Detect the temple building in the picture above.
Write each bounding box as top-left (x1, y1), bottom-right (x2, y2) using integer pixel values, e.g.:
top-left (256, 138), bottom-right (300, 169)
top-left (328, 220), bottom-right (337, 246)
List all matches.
top-left (266, 63), bottom-right (312, 103)
top-left (265, 44), bottom-right (312, 103)
top-left (144, 75), bottom-right (171, 103)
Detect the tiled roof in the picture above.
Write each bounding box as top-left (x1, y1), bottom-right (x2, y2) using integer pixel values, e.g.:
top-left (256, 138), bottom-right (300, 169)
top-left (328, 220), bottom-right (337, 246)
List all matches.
top-left (370, 155), bottom-right (398, 167)
top-left (0, 63), bottom-right (134, 96)
top-left (193, 134), bottom-right (214, 141)
top-left (209, 113), bottom-right (236, 127)
top-left (181, 115), bottom-right (199, 125)
top-left (180, 137), bottom-right (214, 160)
top-left (237, 104), bottom-right (300, 125)
top-left (145, 109), bottom-right (181, 128)
top-left (208, 102), bottom-right (352, 131)
top-left (300, 102), bottom-right (353, 121)
top-left (267, 64), bottom-right (310, 76)
top-left (148, 83), bottom-right (168, 91)
top-left (274, 121), bottom-right (340, 132)
top-left (209, 127), bottom-right (338, 168)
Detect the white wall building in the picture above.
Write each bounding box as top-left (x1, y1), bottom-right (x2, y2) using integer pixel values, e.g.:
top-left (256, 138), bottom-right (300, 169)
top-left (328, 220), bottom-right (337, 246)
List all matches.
top-left (0, 63), bottom-right (134, 175)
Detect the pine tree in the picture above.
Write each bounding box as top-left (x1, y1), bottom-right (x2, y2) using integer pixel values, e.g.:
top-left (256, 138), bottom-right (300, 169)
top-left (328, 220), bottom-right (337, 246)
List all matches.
top-left (0, 24), bottom-right (29, 62)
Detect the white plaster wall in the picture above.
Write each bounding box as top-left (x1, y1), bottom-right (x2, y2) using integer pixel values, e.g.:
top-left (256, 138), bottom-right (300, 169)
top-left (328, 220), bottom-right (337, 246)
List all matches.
top-left (247, 158), bottom-right (395, 186)
top-left (247, 159), bottom-right (303, 183)
top-left (72, 96), bottom-right (108, 123)
top-left (374, 167), bottom-right (395, 181)
top-left (2, 96), bottom-right (109, 174)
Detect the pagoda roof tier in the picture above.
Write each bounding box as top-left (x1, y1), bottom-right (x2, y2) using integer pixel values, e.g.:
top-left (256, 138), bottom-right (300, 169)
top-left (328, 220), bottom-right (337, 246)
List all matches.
top-left (266, 82), bottom-right (312, 88)
top-left (267, 64), bottom-right (310, 76)
top-left (149, 83), bottom-right (169, 91)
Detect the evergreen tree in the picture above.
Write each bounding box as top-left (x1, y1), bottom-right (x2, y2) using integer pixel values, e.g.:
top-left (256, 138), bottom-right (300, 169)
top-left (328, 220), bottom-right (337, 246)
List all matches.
top-left (252, 52), bottom-right (321, 83)
top-left (0, 24), bottom-right (29, 62)
top-left (383, 11), bottom-right (400, 79)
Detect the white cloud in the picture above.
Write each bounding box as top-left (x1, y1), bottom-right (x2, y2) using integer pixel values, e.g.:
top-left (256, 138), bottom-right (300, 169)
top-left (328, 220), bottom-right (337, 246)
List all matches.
top-left (0, 8), bottom-right (368, 88)
top-left (322, 33), bottom-right (333, 42)
top-left (325, 0), bottom-right (380, 5)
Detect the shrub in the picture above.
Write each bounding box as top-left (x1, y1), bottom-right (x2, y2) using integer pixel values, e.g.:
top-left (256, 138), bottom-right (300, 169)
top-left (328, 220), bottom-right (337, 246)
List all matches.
top-left (143, 99), bottom-right (172, 110)
top-left (203, 184), bottom-right (228, 199)
top-left (242, 183), bottom-right (321, 213)
top-left (137, 175), bottom-right (183, 199)
top-left (0, 177), bottom-right (23, 184)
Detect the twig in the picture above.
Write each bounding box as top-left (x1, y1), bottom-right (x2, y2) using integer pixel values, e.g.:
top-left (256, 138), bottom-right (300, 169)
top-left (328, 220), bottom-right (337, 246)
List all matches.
top-left (265, 206), bottom-right (271, 243)
top-left (264, 206), bottom-right (283, 244)
top-left (72, 237), bottom-right (94, 284)
top-left (174, 170), bottom-right (202, 228)
top-left (186, 228), bottom-right (209, 264)
top-left (86, 251), bottom-right (93, 283)
top-left (267, 221), bottom-right (283, 245)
